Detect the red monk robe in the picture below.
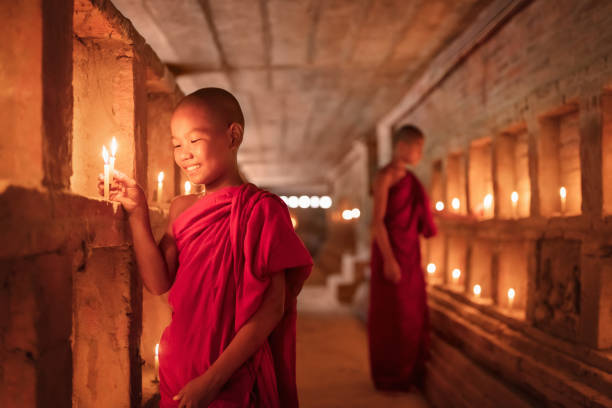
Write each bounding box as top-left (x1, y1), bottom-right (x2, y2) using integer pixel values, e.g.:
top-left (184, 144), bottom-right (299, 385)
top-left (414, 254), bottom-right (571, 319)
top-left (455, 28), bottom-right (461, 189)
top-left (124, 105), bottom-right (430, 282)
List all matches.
top-left (368, 171), bottom-right (437, 390)
top-left (159, 183), bottom-right (312, 407)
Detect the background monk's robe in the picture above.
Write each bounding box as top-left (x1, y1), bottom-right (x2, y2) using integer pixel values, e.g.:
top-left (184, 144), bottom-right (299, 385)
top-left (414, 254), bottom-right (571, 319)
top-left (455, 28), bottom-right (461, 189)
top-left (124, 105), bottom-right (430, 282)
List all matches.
top-left (368, 171), bottom-right (436, 390)
top-left (159, 184), bottom-right (312, 408)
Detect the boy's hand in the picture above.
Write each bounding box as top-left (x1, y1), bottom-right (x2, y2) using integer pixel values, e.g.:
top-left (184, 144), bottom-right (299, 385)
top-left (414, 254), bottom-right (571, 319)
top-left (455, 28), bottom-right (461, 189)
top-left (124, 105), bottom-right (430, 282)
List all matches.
top-left (383, 258), bottom-right (402, 283)
top-left (97, 170), bottom-right (146, 215)
top-left (173, 373), bottom-right (221, 408)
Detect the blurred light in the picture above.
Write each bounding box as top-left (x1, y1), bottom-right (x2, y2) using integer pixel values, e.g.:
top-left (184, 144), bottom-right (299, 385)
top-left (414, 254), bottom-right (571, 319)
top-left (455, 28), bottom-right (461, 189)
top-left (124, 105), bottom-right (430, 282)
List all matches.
top-left (351, 208), bottom-right (360, 219)
top-left (342, 210), bottom-right (353, 220)
top-left (310, 196), bottom-right (320, 208)
top-left (298, 195), bottom-right (310, 208)
top-left (320, 195), bottom-right (332, 209)
top-left (290, 215), bottom-right (298, 229)
top-left (426, 263), bottom-right (436, 274)
top-left (280, 195), bottom-right (288, 204)
top-left (511, 191), bottom-right (519, 203)
top-left (452, 268), bottom-right (461, 280)
top-left (473, 284), bottom-right (482, 296)
top-left (435, 201), bottom-right (445, 211)
top-left (184, 181), bottom-right (191, 195)
top-left (288, 196), bottom-right (299, 208)
top-left (451, 197), bottom-right (460, 210)
top-left (157, 171), bottom-right (164, 183)
top-left (483, 193), bottom-right (493, 209)
top-left (559, 186), bottom-right (567, 199)
top-left (507, 288), bottom-right (516, 300)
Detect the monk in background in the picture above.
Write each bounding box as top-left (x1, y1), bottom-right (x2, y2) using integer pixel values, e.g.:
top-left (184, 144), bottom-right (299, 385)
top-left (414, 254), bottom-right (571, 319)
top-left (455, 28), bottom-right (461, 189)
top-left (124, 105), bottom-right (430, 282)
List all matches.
top-left (98, 88), bottom-right (312, 407)
top-left (369, 125), bottom-right (437, 391)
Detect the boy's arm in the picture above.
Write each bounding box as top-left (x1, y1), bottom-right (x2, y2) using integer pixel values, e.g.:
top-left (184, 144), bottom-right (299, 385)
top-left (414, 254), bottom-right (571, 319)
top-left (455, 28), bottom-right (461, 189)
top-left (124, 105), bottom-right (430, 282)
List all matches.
top-left (173, 272), bottom-right (286, 406)
top-left (100, 170), bottom-right (177, 295)
top-left (371, 172), bottom-right (397, 261)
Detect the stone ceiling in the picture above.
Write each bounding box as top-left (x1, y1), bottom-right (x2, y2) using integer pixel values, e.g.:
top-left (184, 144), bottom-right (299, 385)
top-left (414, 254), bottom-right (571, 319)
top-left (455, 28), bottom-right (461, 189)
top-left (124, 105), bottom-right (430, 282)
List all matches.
top-left (113, 0), bottom-right (491, 191)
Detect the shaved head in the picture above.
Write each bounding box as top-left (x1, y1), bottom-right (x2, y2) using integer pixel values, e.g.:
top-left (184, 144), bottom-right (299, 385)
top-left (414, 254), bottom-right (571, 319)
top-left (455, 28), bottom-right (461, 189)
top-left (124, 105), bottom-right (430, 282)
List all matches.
top-left (175, 87), bottom-right (245, 129)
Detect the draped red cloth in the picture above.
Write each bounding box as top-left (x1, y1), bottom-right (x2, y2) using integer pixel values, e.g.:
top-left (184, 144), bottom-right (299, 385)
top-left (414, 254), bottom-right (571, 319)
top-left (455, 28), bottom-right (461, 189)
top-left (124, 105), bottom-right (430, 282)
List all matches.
top-left (368, 171), bottom-right (437, 390)
top-left (159, 183), bottom-right (312, 408)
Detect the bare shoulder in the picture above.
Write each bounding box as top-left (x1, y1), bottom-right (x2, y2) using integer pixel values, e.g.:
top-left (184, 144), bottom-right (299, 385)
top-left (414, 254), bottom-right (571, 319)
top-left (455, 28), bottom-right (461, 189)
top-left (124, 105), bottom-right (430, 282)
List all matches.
top-left (374, 165), bottom-right (394, 188)
top-left (169, 194), bottom-right (200, 222)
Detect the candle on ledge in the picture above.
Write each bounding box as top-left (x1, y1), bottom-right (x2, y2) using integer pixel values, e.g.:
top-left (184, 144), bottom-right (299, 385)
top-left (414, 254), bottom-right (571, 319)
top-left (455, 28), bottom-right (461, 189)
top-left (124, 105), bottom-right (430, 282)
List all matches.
top-left (559, 186), bottom-right (567, 214)
top-left (473, 284), bottom-right (482, 297)
top-left (508, 287), bottom-right (516, 309)
top-left (184, 181), bottom-right (191, 195)
top-left (426, 263), bottom-right (436, 275)
top-left (154, 343), bottom-right (159, 382)
top-left (157, 171), bottom-right (164, 203)
top-left (452, 268), bottom-right (461, 283)
top-left (435, 201), bottom-right (445, 212)
top-left (109, 136), bottom-right (117, 179)
top-left (451, 197), bottom-right (461, 212)
top-left (483, 193), bottom-right (493, 218)
top-left (511, 191), bottom-right (519, 218)
top-left (102, 145), bottom-right (110, 200)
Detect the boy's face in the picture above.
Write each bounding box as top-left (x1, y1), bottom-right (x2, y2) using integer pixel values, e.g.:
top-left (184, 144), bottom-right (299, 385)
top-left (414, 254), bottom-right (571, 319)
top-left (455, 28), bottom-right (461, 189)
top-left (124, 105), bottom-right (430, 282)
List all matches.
top-left (394, 139), bottom-right (424, 166)
top-left (171, 104), bottom-right (239, 186)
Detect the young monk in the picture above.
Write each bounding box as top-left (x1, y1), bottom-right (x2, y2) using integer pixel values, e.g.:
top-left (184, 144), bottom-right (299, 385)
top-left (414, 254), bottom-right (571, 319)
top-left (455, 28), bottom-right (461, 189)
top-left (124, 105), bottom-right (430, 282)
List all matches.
top-left (368, 124), bottom-right (437, 391)
top-left (98, 88), bottom-right (312, 407)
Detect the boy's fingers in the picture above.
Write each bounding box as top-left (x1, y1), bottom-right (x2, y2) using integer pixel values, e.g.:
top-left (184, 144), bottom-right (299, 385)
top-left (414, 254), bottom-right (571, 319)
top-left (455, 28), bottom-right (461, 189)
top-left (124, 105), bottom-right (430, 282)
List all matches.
top-left (112, 169), bottom-right (137, 187)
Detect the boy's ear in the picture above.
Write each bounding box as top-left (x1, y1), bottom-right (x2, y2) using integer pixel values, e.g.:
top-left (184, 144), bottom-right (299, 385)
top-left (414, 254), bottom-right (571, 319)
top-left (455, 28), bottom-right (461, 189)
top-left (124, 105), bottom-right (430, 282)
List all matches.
top-left (228, 123), bottom-right (244, 149)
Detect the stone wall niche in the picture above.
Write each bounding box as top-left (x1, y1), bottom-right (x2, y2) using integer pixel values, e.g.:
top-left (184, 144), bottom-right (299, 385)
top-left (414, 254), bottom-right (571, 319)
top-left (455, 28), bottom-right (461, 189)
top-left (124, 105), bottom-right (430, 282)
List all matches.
top-left (430, 160), bottom-right (445, 211)
top-left (72, 37), bottom-right (139, 198)
top-left (602, 92), bottom-right (612, 216)
top-left (495, 127), bottom-right (530, 219)
top-left (534, 239), bottom-right (581, 342)
top-left (445, 152), bottom-right (467, 215)
top-left (468, 138), bottom-right (494, 219)
top-left (147, 93), bottom-right (178, 206)
top-left (468, 240), bottom-right (493, 303)
top-left (537, 107), bottom-right (582, 217)
top-left (446, 235), bottom-right (467, 292)
top-left (425, 231), bottom-right (446, 285)
top-left (498, 241), bottom-right (528, 319)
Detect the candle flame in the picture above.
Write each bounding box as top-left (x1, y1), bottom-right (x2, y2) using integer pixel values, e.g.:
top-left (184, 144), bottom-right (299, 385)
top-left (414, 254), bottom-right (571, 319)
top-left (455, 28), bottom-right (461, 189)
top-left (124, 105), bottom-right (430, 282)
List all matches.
top-left (184, 181), bottom-right (191, 194)
top-left (102, 145), bottom-right (109, 164)
top-left (158, 171), bottom-right (164, 183)
top-left (435, 201), bottom-right (445, 211)
top-left (351, 208), bottom-right (361, 219)
top-left (508, 288), bottom-right (516, 300)
top-left (290, 215), bottom-right (298, 229)
top-left (452, 268), bottom-right (461, 279)
top-left (473, 284), bottom-right (482, 296)
top-left (426, 263), bottom-right (436, 274)
top-left (483, 193), bottom-right (493, 209)
top-left (451, 197), bottom-right (460, 210)
top-left (155, 343), bottom-right (159, 357)
top-left (559, 186), bottom-right (567, 199)
top-left (511, 191), bottom-right (519, 203)
top-left (342, 209), bottom-right (353, 220)
top-left (110, 137), bottom-right (118, 156)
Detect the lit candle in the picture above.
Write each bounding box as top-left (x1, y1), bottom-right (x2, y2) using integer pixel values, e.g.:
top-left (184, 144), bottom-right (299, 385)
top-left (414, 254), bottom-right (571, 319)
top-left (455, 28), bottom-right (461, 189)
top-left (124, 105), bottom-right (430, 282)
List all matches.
top-left (511, 191), bottom-right (519, 218)
top-left (426, 263), bottom-right (436, 274)
top-left (290, 215), bottom-right (298, 229)
top-left (102, 145), bottom-right (110, 200)
top-left (351, 208), bottom-right (361, 219)
top-left (342, 209), bottom-right (353, 220)
top-left (451, 197), bottom-right (460, 212)
top-left (154, 343), bottom-right (159, 382)
top-left (157, 172), bottom-right (164, 203)
top-left (452, 268), bottom-right (461, 283)
top-left (508, 288), bottom-right (516, 309)
top-left (109, 136), bottom-right (117, 180)
top-left (483, 193), bottom-right (493, 218)
top-left (184, 181), bottom-right (191, 195)
top-left (473, 284), bottom-right (482, 297)
top-left (435, 201), bottom-right (445, 212)
top-left (559, 186), bottom-right (567, 214)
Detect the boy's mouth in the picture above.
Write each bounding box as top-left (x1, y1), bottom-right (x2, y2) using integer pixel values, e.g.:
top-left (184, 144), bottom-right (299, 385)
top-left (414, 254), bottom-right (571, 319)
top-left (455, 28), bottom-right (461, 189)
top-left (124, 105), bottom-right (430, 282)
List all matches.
top-left (185, 164), bottom-right (201, 172)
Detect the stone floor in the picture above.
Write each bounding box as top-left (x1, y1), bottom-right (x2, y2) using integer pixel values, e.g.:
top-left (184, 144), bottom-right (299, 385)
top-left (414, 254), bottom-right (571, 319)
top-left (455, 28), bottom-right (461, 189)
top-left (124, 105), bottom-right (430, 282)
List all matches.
top-left (296, 286), bottom-right (429, 408)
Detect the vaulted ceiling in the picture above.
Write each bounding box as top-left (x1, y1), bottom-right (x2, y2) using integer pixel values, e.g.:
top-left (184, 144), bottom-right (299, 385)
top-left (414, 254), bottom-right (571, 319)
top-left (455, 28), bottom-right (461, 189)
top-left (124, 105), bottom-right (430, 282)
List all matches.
top-left (113, 0), bottom-right (491, 191)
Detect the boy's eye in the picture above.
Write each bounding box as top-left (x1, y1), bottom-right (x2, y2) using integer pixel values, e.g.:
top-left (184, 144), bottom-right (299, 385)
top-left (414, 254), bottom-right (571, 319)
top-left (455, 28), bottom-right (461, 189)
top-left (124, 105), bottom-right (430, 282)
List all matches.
top-left (190, 139), bottom-right (201, 143)
top-left (173, 144), bottom-right (181, 148)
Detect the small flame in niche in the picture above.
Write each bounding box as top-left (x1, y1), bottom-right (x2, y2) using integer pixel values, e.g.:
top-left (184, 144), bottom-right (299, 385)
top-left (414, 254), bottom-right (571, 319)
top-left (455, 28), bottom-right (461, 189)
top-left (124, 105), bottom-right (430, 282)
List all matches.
top-left (473, 284), bottom-right (482, 297)
top-left (426, 263), bottom-right (436, 274)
